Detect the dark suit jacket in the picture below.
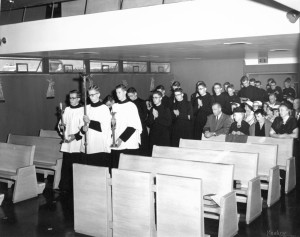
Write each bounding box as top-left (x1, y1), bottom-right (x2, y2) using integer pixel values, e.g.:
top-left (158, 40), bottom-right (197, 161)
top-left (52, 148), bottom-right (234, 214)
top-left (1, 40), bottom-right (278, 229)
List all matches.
top-left (203, 113), bottom-right (233, 135)
top-left (249, 119), bottom-right (272, 137)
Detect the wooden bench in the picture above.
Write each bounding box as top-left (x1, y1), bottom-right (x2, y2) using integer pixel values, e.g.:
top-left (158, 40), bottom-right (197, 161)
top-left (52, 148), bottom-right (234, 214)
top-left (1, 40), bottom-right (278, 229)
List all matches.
top-left (119, 154), bottom-right (238, 237)
top-left (180, 139), bottom-right (280, 207)
top-left (203, 135), bottom-right (296, 194)
top-left (39, 129), bottom-right (61, 139)
top-left (7, 134), bottom-right (63, 189)
top-left (73, 164), bottom-right (206, 237)
top-left (0, 143), bottom-right (38, 203)
top-left (152, 145), bottom-right (262, 224)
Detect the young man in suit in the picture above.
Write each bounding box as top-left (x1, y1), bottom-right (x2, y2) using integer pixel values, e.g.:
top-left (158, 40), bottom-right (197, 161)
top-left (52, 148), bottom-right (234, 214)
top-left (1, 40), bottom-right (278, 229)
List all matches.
top-left (203, 102), bottom-right (233, 138)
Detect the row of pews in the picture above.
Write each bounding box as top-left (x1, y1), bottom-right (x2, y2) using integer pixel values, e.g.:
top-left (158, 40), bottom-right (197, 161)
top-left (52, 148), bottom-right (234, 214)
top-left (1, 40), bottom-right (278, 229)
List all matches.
top-left (74, 136), bottom-right (297, 237)
top-left (0, 130), bottom-right (63, 205)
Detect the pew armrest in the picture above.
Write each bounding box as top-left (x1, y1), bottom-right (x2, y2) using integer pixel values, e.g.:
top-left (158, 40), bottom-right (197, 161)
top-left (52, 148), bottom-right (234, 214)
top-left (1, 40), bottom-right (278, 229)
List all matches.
top-left (246, 176), bottom-right (262, 224)
top-left (285, 157), bottom-right (296, 194)
top-left (267, 166), bottom-right (281, 207)
top-left (219, 191), bottom-right (239, 237)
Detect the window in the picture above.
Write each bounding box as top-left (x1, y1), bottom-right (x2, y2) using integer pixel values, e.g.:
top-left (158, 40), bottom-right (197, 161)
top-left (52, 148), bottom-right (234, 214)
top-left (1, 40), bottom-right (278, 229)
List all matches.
top-left (90, 60), bottom-right (119, 73)
top-left (0, 57), bottom-right (43, 72)
top-left (123, 61), bottom-right (148, 73)
top-left (49, 59), bottom-right (84, 73)
top-left (150, 62), bottom-right (170, 73)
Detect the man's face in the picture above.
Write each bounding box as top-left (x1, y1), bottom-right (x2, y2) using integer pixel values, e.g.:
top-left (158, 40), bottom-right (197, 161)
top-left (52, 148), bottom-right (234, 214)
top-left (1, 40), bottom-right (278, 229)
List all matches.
top-left (293, 99), bottom-right (300, 110)
top-left (69, 93), bottom-right (80, 106)
top-left (255, 113), bottom-right (264, 123)
top-left (116, 88), bottom-right (126, 101)
top-left (242, 80), bottom-right (249, 87)
top-left (152, 94), bottom-right (162, 105)
top-left (284, 81), bottom-right (291, 88)
top-left (270, 83), bottom-right (276, 90)
top-left (197, 86), bottom-right (206, 96)
top-left (249, 81), bottom-right (255, 86)
top-left (269, 95), bottom-right (276, 104)
top-left (174, 92), bottom-right (183, 102)
top-left (212, 104), bottom-right (221, 116)
top-left (88, 89), bottom-right (100, 104)
top-left (227, 87), bottom-right (234, 96)
top-left (255, 82), bottom-right (261, 88)
top-left (214, 85), bottom-right (222, 95)
top-left (233, 112), bottom-right (243, 122)
top-left (127, 92), bottom-right (137, 101)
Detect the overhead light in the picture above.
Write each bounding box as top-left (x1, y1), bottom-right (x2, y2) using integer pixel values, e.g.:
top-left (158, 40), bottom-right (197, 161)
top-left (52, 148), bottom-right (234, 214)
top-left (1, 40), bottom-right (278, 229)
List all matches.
top-left (287, 10), bottom-right (300, 23)
top-left (223, 42), bottom-right (252, 45)
top-left (269, 49), bottom-right (290, 52)
top-left (185, 57), bottom-right (201, 60)
top-left (74, 52), bottom-right (99, 55)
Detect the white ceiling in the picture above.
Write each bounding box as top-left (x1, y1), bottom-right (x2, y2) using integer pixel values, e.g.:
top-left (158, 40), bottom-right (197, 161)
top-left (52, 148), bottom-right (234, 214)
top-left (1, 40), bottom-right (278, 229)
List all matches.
top-left (10, 34), bottom-right (300, 62)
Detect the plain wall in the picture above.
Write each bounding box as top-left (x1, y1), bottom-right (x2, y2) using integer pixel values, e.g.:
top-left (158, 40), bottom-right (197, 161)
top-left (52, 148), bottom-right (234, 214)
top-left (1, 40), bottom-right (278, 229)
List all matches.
top-left (0, 73), bottom-right (174, 142)
top-left (171, 59), bottom-right (245, 97)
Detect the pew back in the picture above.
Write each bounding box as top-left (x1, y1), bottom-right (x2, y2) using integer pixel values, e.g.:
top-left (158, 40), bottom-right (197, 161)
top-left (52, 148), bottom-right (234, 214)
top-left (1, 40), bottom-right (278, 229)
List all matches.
top-left (39, 129), bottom-right (61, 139)
top-left (180, 139), bottom-right (277, 177)
top-left (119, 154), bottom-right (234, 200)
top-left (0, 142), bottom-right (35, 173)
top-left (7, 134), bottom-right (62, 165)
top-left (152, 145), bottom-right (258, 186)
top-left (202, 135), bottom-right (293, 167)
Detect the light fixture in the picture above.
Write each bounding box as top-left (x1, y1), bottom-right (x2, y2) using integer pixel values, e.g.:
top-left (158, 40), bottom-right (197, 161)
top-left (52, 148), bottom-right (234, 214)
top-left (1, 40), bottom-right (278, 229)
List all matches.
top-left (223, 42), bottom-right (252, 45)
top-left (269, 49), bottom-right (290, 52)
top-left (287, 10), bottom-right (300, 23)
top-left (0, 37), bottom-right (6, 46)
top-left (185, 57), bottom-right (201, 60)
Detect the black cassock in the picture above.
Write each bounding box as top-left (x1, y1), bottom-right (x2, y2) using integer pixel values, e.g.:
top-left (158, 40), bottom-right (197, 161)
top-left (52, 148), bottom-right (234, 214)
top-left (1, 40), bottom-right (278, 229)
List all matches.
top-left (132, 97), bottom-right (150, 156)
top-left (192, 93), bottom-right (213, 140)
top-left (212, 93), bottom-right (231, 115)
top-left (146, 104), bottom-right (172, 153)
top-left (171, 100), bottom-right (193, 147)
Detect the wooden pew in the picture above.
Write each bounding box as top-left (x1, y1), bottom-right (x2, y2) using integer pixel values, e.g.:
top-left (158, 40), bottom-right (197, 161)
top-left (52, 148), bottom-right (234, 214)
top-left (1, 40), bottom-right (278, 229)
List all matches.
top-left (7, 134), bottom-right (63, 189)
top-left (73, 164), bottom-right (205, 237)
top-left (180, 139), bottom-right (280, 207)
top-left (203, 135), bottom-right (296, 194)
top-left (119, 154), bottom-right (238, 237)
top-left (152, 145), bottom-right (261, 224)
top-left (39, 129), bottom-right (61, 139)
top-left (0, 143), bottom-right (38, 203)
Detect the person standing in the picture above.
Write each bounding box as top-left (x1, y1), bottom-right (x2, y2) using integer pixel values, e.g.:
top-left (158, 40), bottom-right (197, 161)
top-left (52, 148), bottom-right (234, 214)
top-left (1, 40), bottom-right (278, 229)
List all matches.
top-left (127, 87), bottom-right (150, 156)
top-left (58, 90), bottom-right (84, 193)
top-left (110, 84), bottom-right (142, 168)
top-left (283, 78), bottom-right (296, 101)
top-left (193, 82), bottom-right (213, 140)
top-left (146, 90), bottom-right (172, 153)
top-left (81, 85), bottom-right (112, 167)
top-left (212, 83), bottom-right (231, 115)
top-left (155, 85), bottom-right (172, 109)
top-left (171, 88), bottom-right (193, 147)
top-left (238, 76), bottom-right (260, 102)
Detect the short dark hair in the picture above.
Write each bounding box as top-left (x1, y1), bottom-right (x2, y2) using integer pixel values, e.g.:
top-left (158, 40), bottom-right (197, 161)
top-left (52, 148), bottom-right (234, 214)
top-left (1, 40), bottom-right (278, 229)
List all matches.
top-left (153, 90), bottom-right (163, 97)
top-left (174, 88), bottom-right (183, 94)
top-left (115, 84), bottom-right (127, 91)
top-left (240, 76), bottom-right (249, 83)
top-left (103, 95), bottom-right (115, 104)
top-left (155, 85), bottom-right (165, 91)
top-left (69, 90), bottom-right (81, 98)
top-left (127, 87), bottom-right (137, 94)
top-left (213, 83), bottom-right (222, 88)
top-left (172, 81), bottom-right (181, 87)
top-left (284, 77), bottom-right (292, 83)
top-left (227, 84), bottom-right (235, 90)
top-left (198, 82), bottom-right (207, 88)
top-left (254, 108), bottom-right (264, 116)
top-left (249, 78), bottom-right (256, 83)
top-left (255, 80), bottom-right (261, 85)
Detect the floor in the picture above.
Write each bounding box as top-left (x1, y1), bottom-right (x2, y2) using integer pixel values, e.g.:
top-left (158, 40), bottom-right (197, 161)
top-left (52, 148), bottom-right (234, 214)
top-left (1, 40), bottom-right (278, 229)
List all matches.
top-left (0, 176), bottom-right (300, 237)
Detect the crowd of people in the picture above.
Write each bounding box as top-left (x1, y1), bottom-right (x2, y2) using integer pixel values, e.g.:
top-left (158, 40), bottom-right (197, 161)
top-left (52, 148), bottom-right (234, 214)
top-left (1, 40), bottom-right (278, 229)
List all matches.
top-left (57, 76), bottom-right (300, 193)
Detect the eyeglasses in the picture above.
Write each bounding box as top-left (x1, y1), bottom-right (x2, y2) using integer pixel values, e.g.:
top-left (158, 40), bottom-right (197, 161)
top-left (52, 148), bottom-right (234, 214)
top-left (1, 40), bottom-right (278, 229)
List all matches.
top-left (69, 97), bottom-right (79, 100)
top-left (89, 93), bottom-right (99, 97)
top-left (198, 87), bottom-right (205, 90)
top-left (175, 94), bottom-right (182, 97)
top-left (153, 96), bottom-right (161, 99)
